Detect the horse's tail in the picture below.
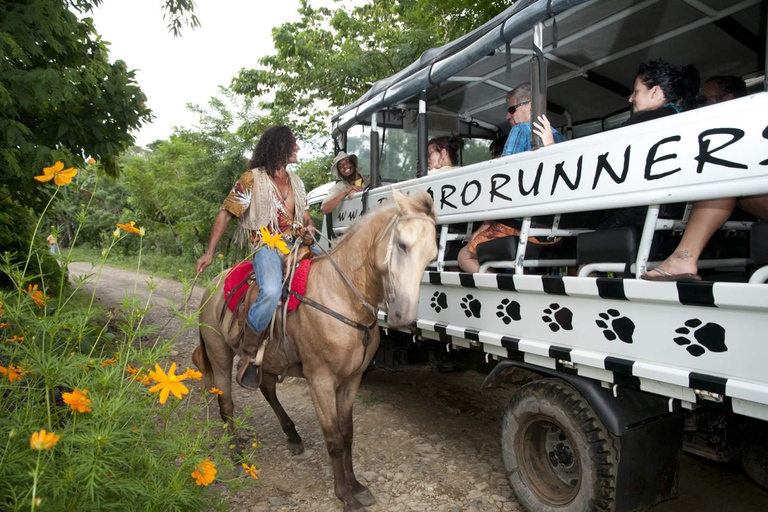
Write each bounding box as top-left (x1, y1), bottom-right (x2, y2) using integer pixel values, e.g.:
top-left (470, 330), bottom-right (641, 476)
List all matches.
top-left (193, 333), bottom-right (214, 389)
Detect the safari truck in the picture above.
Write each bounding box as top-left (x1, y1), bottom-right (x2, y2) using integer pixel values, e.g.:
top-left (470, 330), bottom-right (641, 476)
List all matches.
top-left (310, 0), bottom-right (768, 510)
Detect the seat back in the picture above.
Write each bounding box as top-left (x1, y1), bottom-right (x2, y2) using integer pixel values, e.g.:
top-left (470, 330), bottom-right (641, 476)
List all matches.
top-left (577, 227), bottom-right (638, 268)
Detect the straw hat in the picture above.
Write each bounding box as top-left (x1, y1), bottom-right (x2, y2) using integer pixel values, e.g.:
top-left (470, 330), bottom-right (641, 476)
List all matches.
top-left (330, 151), bottom-right (359, 180)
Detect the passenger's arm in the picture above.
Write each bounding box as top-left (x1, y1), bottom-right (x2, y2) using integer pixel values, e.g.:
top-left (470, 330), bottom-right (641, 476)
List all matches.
top-left (532, 115), bottom-right (555, 147)
top-left (196, 209), bottom-right (234, 275)
top-left (320, 185), bottom-right (361, 215)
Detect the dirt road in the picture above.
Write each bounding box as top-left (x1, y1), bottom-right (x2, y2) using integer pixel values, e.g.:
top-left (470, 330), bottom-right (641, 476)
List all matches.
top-left (69, 262), bottom-right (768, 511)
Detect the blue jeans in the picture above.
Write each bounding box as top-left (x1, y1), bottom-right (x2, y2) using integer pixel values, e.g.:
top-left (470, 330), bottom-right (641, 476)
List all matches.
top-left (246, 247), bottom-right (283, 336)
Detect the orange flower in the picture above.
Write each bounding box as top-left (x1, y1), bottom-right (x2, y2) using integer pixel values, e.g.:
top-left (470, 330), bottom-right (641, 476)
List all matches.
top-left (209, 387), bottom-right (223, 395)
top-left (35, 161), bottom-right (78, 186)
top-left (30, 429), bottom-right (60, 450)
top-left (191, 459), bottom-right (216, 486)
top-left (0, 364), bottom-right (23, 383)
top-left (133, 373), bottom-right (152, 385)
top-left (6, 335), bottom-right (23, 342)
top-left (0, 323), bottom-right (10, 329)
top-left (125, 365), bottom-right (139, 375)
top-left (242, 463), bottom-right (259, 480)
top-left (0, 300), bottom-right (4, 316)
top-left (116, 221), bottom-right (141, 234)
top-left (61, 388), bottom-right (92, 413)
top-left (87, 157), bottom-right (96, 165)
top-left (100, 357), bottom-right (117, 367)
top-left (22, 284), bottom-right (49, 309)
top-left (184, 367), bottom-right (202, 380)
top-left (148, 363), bottom-right (189, 404)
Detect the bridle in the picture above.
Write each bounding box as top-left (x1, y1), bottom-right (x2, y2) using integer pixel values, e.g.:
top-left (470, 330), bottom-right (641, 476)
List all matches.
top-left (289, 209), bottom-right (435, 348)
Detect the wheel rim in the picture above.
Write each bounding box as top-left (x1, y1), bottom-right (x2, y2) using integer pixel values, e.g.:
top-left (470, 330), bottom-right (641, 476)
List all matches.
top-left (516, 414), bottom-right (581, 505)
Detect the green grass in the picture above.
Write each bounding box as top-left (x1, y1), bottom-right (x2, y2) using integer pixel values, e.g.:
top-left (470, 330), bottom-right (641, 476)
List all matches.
top-left (67, 245), bottom-right (196, 281)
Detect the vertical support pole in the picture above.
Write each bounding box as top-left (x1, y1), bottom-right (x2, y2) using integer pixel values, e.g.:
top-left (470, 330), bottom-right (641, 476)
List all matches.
top-left (530, 22), bottom-right (546, 151)
top-left (417, 90), bottom-right (428, 178)
top-left (370, 111), bottom-right (380, 189)
top-left (515, 217), bottom-right (532, 275)
top-left (636, 205), bottom-right (661, 277)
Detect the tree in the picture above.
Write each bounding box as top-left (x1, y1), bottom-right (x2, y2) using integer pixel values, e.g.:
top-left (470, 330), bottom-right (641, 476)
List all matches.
top-left (231, 0), bottom-right (509, 137)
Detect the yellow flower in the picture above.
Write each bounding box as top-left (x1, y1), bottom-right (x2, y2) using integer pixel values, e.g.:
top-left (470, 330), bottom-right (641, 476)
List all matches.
top-left (259, 227), bottom-right (289, 255)
top-left (100, 357), bottom-right (117, 367)
top-left (217, 253), bottom-right (223, 259)
top-left (148, 363), bottom-right (189, 404)
top-left (30, 429), bottom-right (60, 451)
top-left (34, 161), bottom-right (78, 186)
top-left (242, 463), bottom-right (259, 480)
top-left (87, 157), bottom-right (96, 165)
top-left (6, 335), bottom-right (23, 342)
top-left (116, 221), bottom-right (141, 234)
top-left (184, 368), bottom-right (202, 380)
top-left (61, 388), bottom-right (92, 413)
top-left (0, 364), bottom-right (23, 383)
top-left (22, 284), bottom-right (49, 309)
top-left (209, 387), bottom-right (223, 395)
top-left (191, 459), bottom-right (216, 486)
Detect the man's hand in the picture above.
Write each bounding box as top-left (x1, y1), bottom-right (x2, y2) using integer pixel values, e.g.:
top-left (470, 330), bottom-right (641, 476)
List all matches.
top-left (346, 186), bottom-right (363, 199)
top-left (196, 253), bottom-right (213, 275)
top-left (298, 225), bottom-right (316, 244)
top-left (532, 115), bottom-right (555, 146)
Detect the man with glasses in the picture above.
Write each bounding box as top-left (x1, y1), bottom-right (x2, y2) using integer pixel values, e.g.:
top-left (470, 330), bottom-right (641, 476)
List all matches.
top-left (697, 75), bottom-right (746, 107)
top-left (502, 82), bottom-right (566, 157)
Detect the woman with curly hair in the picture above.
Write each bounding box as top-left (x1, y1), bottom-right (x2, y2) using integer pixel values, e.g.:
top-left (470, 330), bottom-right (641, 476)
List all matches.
top-left (196, 125), bottom-right (315, 389)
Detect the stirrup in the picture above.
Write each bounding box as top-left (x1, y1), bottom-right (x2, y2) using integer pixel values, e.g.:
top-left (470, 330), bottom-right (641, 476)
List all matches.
top-left (236, 356), bottom-right (261, 390)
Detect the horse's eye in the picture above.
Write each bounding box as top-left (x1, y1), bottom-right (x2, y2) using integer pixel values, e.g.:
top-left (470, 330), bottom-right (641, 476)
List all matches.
top-left (398, 241), bottom-right (408, 252)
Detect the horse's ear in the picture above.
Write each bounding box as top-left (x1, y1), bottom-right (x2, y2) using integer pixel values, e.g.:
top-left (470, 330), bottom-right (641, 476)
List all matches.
top-left (393, 188), bottom-right (436, 221)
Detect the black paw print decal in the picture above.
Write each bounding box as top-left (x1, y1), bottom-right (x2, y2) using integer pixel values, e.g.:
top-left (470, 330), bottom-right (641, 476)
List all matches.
top-left (595, 309), bottom-right (635, 344)
top-left (496, 298), bottom-right (521, 324)
top-left (542, 303), bottom-right (573, 332)
top-left (674, 319), bottom-right (727, 357)
top-left (430, 291), bottom-right (448, 313)
top-left (460, 294), bottom-right (482, 318)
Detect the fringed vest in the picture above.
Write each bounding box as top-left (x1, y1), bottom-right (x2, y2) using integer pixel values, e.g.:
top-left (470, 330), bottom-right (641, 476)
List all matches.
top-left (235, 168), bottom-right (307, 249)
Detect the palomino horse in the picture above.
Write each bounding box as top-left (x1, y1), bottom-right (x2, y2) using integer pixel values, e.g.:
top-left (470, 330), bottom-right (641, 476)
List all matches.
top-left (193, 189), bottom-right (437, 511)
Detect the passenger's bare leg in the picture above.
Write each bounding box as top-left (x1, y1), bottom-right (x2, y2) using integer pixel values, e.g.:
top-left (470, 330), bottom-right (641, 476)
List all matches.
top-left (738, 194), bottom-right (768, 220)
top-left (458, 245), bottom-right (480, 273)
top-left (644, 198), bottom-right (736, 277)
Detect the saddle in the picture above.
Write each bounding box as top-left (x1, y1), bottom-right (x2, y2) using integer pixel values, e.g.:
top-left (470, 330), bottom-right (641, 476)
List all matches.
top-left (221, 245), bottom-right (313, 386)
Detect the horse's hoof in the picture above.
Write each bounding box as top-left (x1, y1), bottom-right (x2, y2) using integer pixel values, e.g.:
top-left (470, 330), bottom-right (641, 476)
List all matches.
top-left (287, 440), bottom-right (305, 455)
top-left (342, 502), bottom-right (367, 512)
top-left (354, 489), bottom-right (376, 506)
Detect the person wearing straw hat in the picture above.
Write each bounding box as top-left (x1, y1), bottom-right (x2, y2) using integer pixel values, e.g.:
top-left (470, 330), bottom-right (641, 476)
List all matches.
top-left (321, 151), bottom-right (369, 215)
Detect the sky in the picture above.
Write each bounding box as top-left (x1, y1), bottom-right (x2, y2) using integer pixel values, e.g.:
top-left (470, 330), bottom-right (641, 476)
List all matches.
top-left (90, 0), bottom-right (309, 148)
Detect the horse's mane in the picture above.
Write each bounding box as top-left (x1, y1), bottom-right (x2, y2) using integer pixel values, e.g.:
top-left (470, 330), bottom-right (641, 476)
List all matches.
top-left (327, 190), bottom-right (435, 257)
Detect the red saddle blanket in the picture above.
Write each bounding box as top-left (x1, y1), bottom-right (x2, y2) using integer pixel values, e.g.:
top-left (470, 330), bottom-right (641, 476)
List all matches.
top-left (223, 259), bottom-right (312, 313)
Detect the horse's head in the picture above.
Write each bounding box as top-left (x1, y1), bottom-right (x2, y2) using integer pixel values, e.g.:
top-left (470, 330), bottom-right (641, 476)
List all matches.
top-left (376, 189), bottom-right (437, 329)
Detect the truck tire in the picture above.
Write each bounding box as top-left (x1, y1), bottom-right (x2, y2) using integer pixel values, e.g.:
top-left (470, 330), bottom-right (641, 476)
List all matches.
top-left (501, 378), bottom-right (618, 512)
top-left (742, 442), bottom-right (768, 489)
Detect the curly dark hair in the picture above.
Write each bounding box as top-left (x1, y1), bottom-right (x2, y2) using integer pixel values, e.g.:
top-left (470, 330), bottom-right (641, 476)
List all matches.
top-left (248, 125), bottom-right (296, 175)
top-left (427, 135), bottom-right (464, 166)
top-left (637, 59), bottom-right (700, 111)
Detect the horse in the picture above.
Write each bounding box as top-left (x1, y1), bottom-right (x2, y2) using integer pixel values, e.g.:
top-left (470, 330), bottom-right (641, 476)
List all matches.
top-left (193, 189), bottom-right (437, 511)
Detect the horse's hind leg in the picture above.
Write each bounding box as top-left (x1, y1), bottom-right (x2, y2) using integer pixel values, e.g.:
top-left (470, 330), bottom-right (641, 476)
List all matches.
top-left (259, 372), bottom-right (304, 455)
top-left (337, 373), bottom-right (375, 506)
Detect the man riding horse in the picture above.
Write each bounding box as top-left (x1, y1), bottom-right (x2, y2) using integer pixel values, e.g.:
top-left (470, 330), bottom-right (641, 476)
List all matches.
top-left (195, 125), bottom-right (315, 389)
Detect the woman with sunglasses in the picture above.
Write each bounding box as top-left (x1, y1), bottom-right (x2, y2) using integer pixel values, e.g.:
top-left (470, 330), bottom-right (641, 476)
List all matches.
top-left (502, 82), bottom-right (566, 157)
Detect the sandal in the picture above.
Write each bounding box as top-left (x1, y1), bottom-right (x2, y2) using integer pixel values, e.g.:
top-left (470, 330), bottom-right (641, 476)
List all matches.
top-left (640, 267), bottom-right (701, 282)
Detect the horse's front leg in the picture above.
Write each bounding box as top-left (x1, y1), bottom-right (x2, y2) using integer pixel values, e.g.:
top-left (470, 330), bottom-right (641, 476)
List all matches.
top-left (337, 372), bottom-right (376, 507)
top-left (308, 374), bottom-right (367, 511)
top-left (258, 372), bottom-right (304, 454)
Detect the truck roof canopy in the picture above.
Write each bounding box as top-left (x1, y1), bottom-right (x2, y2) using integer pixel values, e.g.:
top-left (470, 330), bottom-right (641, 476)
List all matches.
top-left (332, 0), bottom-right (765, 137)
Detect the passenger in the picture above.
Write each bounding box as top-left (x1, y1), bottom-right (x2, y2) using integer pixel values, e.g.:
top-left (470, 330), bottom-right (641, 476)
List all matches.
top-left (502, 82), bottom-right (565, 156)
top-left (458, 84), bottom-right (565, 273)
top-left (489, 139), bottom-right (504, 160)
top-left (596, 59), bottom-right (700, 231)
top-left (697, 75), bottom-right (747, 107)
top-left (320, 151), bottom-right (368, 215)
top-left (642, 75), bottom-right (768, 281)
top-left (427, 135), bottom-right (463, 175)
